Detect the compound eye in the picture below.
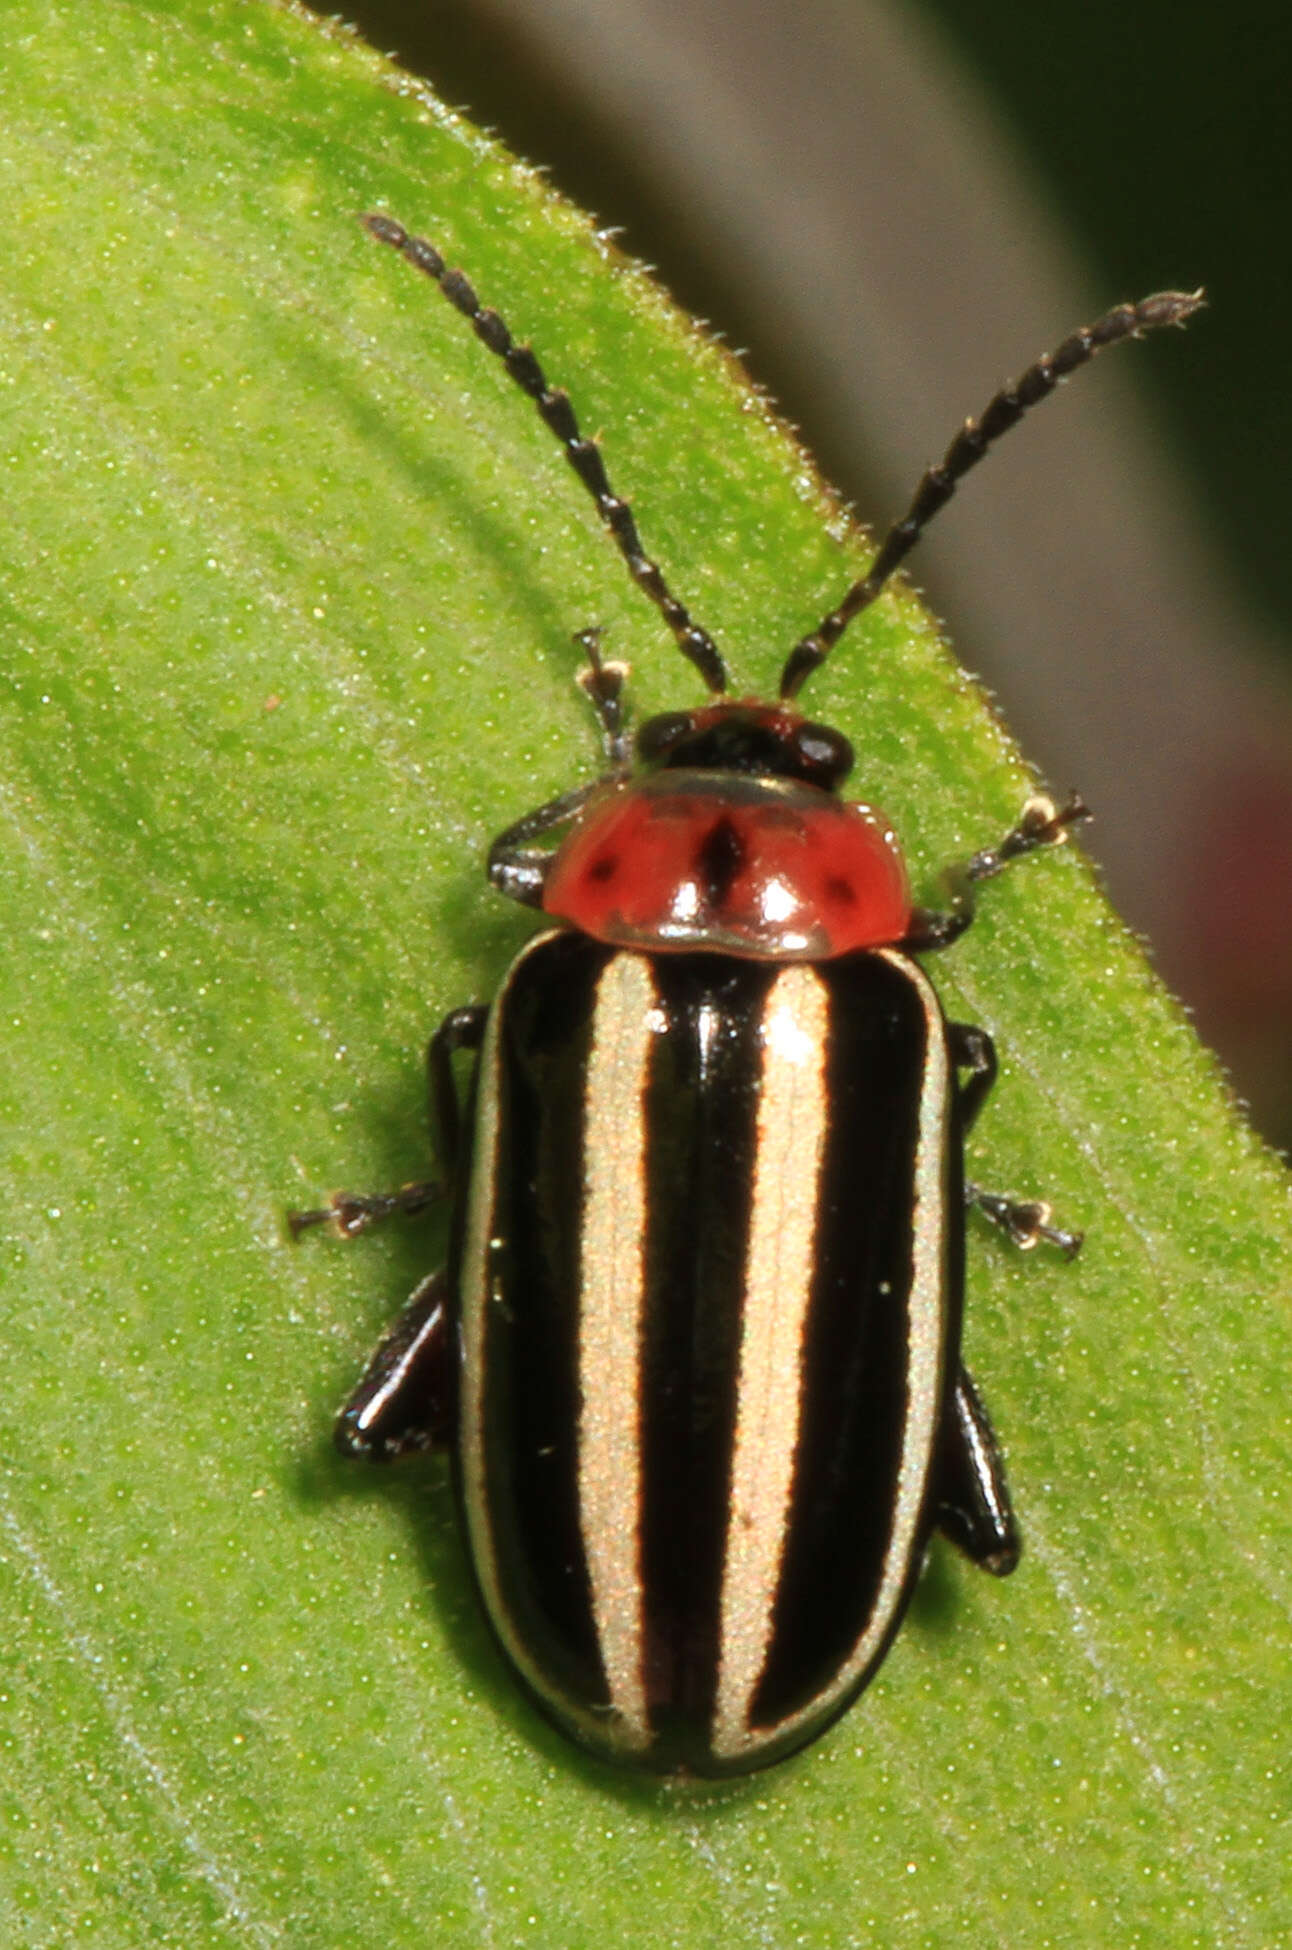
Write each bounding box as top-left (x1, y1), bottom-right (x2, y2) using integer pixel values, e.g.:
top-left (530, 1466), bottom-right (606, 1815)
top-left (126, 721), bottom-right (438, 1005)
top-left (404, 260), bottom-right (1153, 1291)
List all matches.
top-left (792, 720), bottom-right (854, 789)
top-left (636, 711), bottom-right (694, 764)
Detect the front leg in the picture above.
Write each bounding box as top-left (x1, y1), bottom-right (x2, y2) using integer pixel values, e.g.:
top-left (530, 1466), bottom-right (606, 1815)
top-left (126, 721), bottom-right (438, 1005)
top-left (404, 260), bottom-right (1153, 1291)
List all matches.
top-left (905, 792), bottom-right (1089, 954)
top-left (487, 780), bottom-right (607, 907)
top-left (489, 630), bottom-right (633, 906)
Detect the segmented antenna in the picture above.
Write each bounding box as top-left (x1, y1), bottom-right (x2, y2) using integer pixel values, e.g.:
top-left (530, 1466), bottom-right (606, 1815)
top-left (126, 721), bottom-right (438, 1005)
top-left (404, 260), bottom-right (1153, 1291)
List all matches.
top-left (779, 288), bottom-right (1206, 700)
top-left (363, 213), bottom-right (729, 696)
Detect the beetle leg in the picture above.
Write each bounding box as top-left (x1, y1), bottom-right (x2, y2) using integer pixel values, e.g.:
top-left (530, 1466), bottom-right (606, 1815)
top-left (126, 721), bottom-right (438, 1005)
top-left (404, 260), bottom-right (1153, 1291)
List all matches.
top-left (947, 1019), bottom-right (997, 1132)
top-left (948, 1021), bottom-right (1082, 1255)
top-left (489, 626), bottom-right (634, 910)
top-left (966, 1182), bottom-right (1083, 1258)
top-left (427, 1004), bottom-right (487, 1178)
top-left (288, 1004), bottom-right (487, 1238)
top-left (487, 778), bottom-right (609, 906)
top-left (904, 792), bottom-right (1090, 953)
top-left (572, 625), bottom-right (633, 768)
top-left (334, 1268), bottom-right (455, 1458)
top-left (286, 1179), bottom-right (443, 1240)
top-left (934, 1365), bottom-right (1020, 1575)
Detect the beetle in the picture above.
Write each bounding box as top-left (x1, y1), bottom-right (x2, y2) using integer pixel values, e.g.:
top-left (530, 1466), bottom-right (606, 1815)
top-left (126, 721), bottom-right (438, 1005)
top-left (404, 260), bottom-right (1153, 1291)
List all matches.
top-left (292, 213), bottom-right (1201, 1777)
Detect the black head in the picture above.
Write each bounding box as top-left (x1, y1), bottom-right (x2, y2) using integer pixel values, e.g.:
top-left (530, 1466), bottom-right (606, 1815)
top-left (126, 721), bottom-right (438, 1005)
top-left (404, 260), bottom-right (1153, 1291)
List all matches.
top-left (635, 701), bottom-right (854, 793)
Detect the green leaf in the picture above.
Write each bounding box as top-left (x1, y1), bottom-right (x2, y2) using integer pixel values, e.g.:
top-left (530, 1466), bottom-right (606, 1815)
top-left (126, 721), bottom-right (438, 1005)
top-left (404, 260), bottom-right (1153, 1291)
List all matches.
top-left (2, 5), bottom-right (1289, 1945)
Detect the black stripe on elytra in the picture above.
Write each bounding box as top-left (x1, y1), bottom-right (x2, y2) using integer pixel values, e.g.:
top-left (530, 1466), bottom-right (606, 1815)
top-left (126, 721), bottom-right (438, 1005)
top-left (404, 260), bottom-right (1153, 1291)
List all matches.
top-left (752, 953), bottom-right (956, 1729)
top-left (475, 931), bottom-right (618, 1714)
top-left (637, 954), bottom-right (773, 1757)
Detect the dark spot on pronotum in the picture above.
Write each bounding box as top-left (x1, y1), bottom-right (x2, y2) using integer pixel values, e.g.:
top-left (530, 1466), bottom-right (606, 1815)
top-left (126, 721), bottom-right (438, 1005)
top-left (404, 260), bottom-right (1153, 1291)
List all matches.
top-left (695, 817), bottom-right (746, 910)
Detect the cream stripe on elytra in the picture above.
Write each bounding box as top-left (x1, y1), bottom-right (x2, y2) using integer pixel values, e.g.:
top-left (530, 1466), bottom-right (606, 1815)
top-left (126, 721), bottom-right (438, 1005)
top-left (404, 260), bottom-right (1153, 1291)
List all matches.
top-left (715, 951), bottom-right (950, 1757)
top-left (713, 965), bottom-right (830, 1758)
top-left (577, 953), bottom-right (656, 1749)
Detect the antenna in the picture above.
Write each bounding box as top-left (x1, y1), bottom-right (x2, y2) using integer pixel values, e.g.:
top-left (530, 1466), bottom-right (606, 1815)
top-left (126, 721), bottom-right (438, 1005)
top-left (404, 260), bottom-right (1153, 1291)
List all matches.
top-left (363, 214), bottom-right (729, 696)
top-left (779, 288), bottom-right (1205, 700)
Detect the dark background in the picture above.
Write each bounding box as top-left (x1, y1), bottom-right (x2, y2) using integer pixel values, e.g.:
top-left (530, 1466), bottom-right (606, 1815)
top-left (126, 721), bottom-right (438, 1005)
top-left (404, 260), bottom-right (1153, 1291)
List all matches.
top-left (341, 0), bottom-right (1292, 633)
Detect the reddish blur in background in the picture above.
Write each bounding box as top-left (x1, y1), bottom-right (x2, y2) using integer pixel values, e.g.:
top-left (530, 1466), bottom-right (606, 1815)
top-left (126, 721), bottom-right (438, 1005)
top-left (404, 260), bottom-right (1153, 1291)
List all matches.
top-left (324, 0), bottom-right (1292, 1154)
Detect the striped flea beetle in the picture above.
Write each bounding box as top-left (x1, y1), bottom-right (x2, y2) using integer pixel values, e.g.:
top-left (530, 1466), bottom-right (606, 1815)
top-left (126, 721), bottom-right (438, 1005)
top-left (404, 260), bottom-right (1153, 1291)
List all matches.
top-left (292, 215), bottom-right (1200, 1776)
